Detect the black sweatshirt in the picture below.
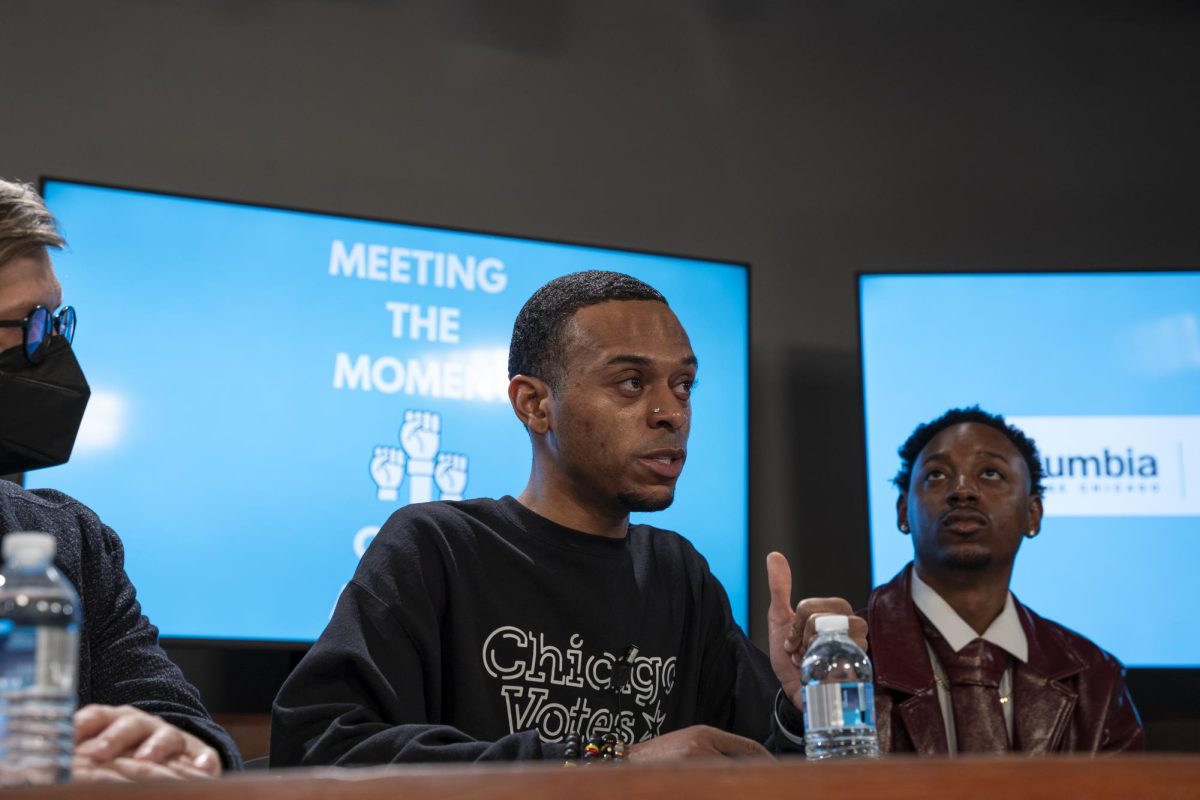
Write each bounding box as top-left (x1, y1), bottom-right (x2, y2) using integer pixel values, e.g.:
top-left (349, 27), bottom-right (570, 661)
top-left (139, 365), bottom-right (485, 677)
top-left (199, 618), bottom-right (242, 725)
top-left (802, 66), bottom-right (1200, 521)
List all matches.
top-left (271, 497), bottom-right (802, 765)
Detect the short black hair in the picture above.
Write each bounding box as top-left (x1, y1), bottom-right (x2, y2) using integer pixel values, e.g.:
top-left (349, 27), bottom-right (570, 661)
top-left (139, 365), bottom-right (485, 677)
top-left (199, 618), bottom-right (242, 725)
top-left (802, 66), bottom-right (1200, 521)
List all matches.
top-left (892, 406), bottom-right (1045, 497)
top-left (508, 270), bottom-right (667, 389)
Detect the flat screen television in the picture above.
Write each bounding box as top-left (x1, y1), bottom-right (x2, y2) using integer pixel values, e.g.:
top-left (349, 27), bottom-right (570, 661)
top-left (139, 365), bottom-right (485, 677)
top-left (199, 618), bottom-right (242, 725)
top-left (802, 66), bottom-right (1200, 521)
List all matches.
top-left (32, 178), bottom-right (750, 643)
top-left (858, 271), bottom-right (1200, 668)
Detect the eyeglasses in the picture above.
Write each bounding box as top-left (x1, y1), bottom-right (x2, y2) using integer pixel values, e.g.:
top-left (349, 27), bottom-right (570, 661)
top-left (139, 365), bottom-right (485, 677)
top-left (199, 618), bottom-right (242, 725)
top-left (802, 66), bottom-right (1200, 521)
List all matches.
top-left (0, 305), bottom-right (77, 364)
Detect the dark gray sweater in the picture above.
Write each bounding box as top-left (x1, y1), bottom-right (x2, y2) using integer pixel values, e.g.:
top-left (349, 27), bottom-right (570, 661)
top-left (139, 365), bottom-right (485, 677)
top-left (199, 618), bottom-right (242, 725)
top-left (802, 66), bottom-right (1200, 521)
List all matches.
top-left (0, 479), bottom-right (240, 769)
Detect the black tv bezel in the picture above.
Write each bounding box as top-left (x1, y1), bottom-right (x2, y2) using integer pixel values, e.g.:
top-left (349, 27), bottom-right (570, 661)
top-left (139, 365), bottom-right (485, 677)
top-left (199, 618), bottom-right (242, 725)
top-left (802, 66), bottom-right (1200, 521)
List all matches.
top-left (38, 175), bottom-right (753, 649)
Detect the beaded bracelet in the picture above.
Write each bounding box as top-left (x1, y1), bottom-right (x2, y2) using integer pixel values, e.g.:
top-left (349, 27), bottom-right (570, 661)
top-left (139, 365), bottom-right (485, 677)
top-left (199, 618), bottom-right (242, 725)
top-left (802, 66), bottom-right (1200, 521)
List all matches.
top-left (563, 645), bottom-right (637, 767)
top-left (563, 731), bottom-right (627, 767)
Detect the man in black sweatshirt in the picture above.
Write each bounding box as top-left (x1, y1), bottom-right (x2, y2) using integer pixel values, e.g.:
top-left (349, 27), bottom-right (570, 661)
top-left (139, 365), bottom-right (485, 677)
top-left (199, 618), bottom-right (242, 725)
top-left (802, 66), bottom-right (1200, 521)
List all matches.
top-left (272, 270), bottom-right (822, 764)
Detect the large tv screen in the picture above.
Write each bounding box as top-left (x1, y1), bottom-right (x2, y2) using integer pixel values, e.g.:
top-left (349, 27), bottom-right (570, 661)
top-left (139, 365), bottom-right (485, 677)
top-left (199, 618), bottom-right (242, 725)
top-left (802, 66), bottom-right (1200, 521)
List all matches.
top-left (859, 271), bottom-right (1200, 668)
top-left (33, 179), bottom-right (750, 643)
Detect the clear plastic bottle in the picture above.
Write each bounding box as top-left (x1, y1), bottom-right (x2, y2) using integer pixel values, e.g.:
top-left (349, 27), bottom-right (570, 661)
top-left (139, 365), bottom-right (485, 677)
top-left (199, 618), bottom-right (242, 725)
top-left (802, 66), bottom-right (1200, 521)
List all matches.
top-left (801, 614), bottom-right (879, 759)
top-left (0, 532), bottom-right (80, 786)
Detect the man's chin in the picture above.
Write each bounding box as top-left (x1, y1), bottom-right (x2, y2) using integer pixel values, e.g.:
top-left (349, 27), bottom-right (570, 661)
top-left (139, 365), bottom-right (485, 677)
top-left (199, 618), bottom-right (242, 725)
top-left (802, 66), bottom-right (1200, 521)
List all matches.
top-left (940, 548), bottom-right (994, 572)
top-left (618, 488), bottom-right (676, 513)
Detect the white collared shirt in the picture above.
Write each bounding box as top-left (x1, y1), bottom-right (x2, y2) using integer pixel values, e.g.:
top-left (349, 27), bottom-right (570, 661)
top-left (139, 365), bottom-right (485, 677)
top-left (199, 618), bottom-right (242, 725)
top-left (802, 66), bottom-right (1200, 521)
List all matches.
top-left (910, 571), bottom-right (1028, 754)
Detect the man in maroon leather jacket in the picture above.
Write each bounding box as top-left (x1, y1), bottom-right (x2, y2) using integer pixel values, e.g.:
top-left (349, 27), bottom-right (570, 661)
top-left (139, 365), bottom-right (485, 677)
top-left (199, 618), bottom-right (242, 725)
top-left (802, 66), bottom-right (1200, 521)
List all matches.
top-left (866, 564), bottom-right (1144, 753)
top-left (784, 407), bottom-right (1145, 754)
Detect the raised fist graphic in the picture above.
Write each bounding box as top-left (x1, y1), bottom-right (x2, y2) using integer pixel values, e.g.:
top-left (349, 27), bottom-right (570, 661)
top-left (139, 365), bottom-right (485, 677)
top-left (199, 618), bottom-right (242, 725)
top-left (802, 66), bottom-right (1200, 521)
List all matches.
top-left (370, 445), bottom-right (406, 502)
top-left (401, 410), bottom-right (441, 469)
top-left (435, 452), bottom-right (469, 500)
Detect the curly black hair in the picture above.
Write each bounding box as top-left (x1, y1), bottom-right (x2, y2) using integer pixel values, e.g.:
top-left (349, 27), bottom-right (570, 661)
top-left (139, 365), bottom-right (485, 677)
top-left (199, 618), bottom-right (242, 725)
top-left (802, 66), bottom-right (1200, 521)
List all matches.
top-left (892, 406), bottom-right (1045, 497)
top-left (507, 270), bottom-right (667, 390)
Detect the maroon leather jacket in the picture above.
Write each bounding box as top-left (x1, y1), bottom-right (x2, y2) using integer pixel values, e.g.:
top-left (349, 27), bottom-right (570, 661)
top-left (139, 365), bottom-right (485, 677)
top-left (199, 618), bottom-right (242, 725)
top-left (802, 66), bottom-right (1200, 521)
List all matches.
top-left (863, 565), bottom-right (1146, 754)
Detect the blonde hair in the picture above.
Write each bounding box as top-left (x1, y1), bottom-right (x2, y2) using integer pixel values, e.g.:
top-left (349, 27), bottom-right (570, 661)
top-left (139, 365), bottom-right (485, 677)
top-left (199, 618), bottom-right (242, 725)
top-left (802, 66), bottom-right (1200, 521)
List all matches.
top-left (0, 179), bottom-right (64, 267)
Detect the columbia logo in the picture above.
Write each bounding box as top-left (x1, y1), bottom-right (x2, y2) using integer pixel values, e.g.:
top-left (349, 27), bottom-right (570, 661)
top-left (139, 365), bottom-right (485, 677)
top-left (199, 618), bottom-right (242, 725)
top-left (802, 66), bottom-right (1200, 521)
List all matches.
top-left (1041, 449), bottom-right (1158, 480)
top-left (1009, 416), bottom-right (1199, 517)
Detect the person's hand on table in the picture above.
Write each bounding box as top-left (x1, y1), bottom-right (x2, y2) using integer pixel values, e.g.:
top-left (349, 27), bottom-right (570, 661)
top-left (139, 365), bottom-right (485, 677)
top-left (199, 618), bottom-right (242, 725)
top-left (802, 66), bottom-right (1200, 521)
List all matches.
top-left (71, 754), bottom-right (214, 782)
top-left (767, 552), bottom-right (868, 710)
top-left (623, 725), bottom-right (771, 761)
top-left (72, 704), bottom-right (221, 782)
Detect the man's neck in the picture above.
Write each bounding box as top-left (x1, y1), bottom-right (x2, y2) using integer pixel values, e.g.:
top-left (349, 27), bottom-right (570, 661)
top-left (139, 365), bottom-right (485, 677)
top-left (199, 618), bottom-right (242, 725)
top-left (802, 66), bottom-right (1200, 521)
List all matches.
top-left (913, 561), bottom-right (1012, 635)
top-left (516, 483), bottom-right (629, 539)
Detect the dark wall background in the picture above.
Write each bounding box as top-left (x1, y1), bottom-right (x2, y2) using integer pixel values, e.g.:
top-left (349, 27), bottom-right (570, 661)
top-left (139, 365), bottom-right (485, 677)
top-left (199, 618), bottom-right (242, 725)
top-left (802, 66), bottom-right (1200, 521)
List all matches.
top-left (2, 0), bottom-right (1197, 752)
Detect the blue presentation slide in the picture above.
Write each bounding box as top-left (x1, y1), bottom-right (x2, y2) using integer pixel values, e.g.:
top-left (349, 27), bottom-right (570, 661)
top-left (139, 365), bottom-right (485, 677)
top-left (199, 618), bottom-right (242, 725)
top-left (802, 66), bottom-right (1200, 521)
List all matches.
top-left (860, 272), bottom-right (1200, 667)
top-left (33, 181), bottom-right (749, 642)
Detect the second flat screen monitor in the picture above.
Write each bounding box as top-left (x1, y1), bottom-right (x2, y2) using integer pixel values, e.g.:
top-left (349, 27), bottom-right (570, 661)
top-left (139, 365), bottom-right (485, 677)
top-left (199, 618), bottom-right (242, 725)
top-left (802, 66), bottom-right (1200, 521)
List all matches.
top-left (859, 271), bottom-right (1200, 668)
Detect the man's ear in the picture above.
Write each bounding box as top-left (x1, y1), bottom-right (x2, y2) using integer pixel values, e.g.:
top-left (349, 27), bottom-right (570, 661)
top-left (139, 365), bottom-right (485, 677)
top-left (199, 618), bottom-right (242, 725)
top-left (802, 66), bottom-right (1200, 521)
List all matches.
top-left (896, 493), bottom-right (910, 534)
top-left (508, 375), bottom-right (552, 435)
top-left (1027, 493), bottom-right (1044, 537)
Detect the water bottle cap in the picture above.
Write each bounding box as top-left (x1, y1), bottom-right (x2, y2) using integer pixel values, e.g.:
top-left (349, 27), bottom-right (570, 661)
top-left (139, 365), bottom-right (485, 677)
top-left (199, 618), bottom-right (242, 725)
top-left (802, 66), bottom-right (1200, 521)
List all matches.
top-left (814, 614), bottom-right (850, 634)
top-left (2, 532), bottom-right (56, 566)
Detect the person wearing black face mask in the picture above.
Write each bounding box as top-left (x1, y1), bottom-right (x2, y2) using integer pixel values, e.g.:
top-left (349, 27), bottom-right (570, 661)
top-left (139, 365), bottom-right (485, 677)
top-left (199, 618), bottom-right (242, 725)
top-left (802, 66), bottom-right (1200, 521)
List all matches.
top-left (0, 306), bottom-right (90, 475)
top-left (0, 179), bottom-right (240, 780)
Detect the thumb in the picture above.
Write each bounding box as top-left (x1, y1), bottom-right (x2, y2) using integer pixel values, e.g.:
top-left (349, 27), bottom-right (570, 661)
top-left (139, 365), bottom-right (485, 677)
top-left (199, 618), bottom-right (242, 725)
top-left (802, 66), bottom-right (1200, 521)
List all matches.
top-left (74, 704), bottom-right (118, 743)
top-left (766, 552), bottom-right (793, 626)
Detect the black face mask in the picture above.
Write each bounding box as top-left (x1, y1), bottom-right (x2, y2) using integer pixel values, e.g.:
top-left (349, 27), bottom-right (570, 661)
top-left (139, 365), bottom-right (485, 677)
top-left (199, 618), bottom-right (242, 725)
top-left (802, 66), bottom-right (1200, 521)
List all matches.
top-left (0, 337), bottom-right (91, 474)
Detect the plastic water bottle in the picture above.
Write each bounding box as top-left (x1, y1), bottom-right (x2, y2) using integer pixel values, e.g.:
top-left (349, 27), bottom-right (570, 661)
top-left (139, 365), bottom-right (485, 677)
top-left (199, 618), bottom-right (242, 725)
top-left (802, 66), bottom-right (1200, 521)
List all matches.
top-left (0, 533), bottom-right (80, 786)
top-left (801, 614), bottom-right (879, 759)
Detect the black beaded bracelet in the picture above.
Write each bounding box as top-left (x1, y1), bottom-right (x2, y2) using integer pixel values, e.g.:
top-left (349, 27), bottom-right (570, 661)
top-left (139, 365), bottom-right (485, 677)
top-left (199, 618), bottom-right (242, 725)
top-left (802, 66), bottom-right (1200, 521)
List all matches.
top-left (563, 731), bottom-right (627, 767)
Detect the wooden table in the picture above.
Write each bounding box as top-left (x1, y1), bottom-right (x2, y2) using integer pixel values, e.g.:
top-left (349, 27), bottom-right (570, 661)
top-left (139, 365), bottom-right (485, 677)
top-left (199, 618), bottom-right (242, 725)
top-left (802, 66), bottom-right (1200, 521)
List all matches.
top-left (6, 755), bottom-right (1200, 799)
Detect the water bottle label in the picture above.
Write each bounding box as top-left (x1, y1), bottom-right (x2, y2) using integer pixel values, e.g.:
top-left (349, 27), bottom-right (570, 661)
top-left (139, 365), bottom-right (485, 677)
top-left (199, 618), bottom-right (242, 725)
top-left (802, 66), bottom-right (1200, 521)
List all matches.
top-left (803, 681), bottom-right (875, 731)
top-left (0, 626), bottom-right (78, 692)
